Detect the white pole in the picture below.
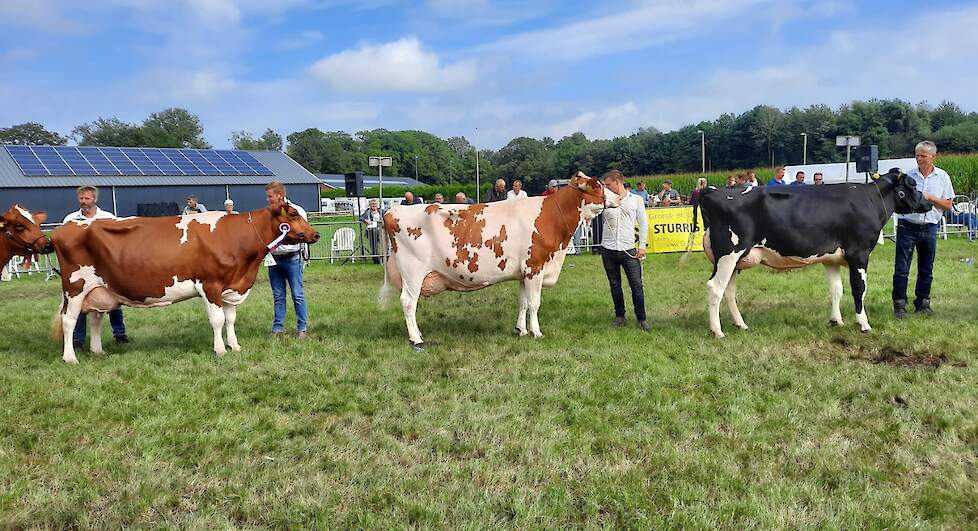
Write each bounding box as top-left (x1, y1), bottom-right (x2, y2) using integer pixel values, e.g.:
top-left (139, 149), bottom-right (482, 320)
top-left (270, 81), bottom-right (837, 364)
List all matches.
top-left (801, 133), bottom-right (808, 164)
top-left (379, 165), bottom-right (384, 210)
top-left (111, 186), bottom-right (118, 215)
top-left (475, 149), bottom-right (481, 203)
top-left (845, 145), bottom-right (851, 183)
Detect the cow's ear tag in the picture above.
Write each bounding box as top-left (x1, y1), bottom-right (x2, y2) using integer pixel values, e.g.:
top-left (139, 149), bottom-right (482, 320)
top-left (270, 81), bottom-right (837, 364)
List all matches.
top-left (280, 207), bottom-right (287, 216)
top-left (871, 171), bottom-right (881, 181)
top-left (0, 222), bottom-right (4, 229)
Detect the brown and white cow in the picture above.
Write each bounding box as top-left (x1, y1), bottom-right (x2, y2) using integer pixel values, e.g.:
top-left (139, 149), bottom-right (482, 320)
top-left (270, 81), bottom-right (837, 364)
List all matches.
top-left (1, 204), bottom-right (52, 269)
top-left (51, 200), bottom-right (319, 364)
top-left (383, 172), bottom-right (620, 349)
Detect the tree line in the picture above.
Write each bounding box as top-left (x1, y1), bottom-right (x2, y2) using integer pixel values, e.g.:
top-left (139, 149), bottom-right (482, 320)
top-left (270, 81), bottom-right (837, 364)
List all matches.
top-left (2, 99), bottom-right (977, 192)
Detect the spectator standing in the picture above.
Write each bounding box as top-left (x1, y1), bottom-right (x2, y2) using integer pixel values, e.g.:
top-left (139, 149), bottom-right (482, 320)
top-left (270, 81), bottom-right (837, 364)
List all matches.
top-left (485, 180), bottom-right (507, 202)
top-left (634, 182), bottom-right (650, 205)
top-left (657, 180), bottom-right (681, 206)
top-left (184, 195), bottom-right (207, 214)
top-left (507, 180), bottom-right (528, 199)
top-left (689, 177), bottom-right (708, 207)
top-left (360, 199), bottom-right (386, 264)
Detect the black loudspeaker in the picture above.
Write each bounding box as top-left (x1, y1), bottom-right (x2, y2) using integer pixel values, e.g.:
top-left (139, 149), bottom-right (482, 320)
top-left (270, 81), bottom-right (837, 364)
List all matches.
top-left (854, 145), bottom-right (879, 173)
top-left (344, 171), bottom-right (364, 197)
top-left (137, 202), bottom-right (180, 217)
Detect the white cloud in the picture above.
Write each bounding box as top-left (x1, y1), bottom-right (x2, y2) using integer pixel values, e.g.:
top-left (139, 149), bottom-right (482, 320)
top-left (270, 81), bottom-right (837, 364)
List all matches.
top-left (0, 1), bottom-right (88, 34)
top-left (186, 0), bottom-right (242, 23)
top-left (275, 30), bottom-right (325, 50)
top-left (548, 102), bottom-right (640, 140)
top-left (309, 37), bottom-right (477, 92)
top-left (481, 0), bottom-right (768, 61)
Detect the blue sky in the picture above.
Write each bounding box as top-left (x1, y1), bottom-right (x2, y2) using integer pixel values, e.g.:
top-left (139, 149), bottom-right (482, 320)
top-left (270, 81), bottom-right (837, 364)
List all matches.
top-left (1, 0), bottom-right (976, 149)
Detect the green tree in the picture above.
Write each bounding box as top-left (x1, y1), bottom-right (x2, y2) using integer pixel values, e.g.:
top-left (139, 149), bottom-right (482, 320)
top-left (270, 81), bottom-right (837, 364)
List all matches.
top-left (0, 122), bottom-right (68, 145)
top-left (140, 108), bottom-right (210, 148)
top-left (72, 117), bottom-right (146, 146)
top-left (231, 128), bottom-right (283, 151)
top-left (492, 137), bottom-right (554, 191)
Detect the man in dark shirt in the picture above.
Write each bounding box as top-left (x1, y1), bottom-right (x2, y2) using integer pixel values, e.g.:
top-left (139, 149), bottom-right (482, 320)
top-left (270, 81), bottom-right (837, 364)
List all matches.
top-left (485, 179), bottom-right (507, 202)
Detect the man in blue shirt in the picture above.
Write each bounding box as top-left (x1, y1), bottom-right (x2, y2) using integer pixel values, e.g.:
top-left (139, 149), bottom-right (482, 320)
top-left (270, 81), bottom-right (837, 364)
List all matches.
top-left (789, 171), bottom-right (806, 186)
top-left (633, 181), bottom-right (650, 205)
top-left (768, 167), bottom-right (786, 186)
top-left (892, 141), bottom-right (955, 317)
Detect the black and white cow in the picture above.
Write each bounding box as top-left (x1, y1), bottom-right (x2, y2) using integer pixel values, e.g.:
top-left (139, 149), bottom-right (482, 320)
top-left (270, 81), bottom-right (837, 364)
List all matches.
top-left (690, 168), bottom-right (932, 337)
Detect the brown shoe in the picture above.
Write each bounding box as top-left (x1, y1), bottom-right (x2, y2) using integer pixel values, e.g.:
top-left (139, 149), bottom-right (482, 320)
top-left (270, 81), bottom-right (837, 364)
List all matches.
top-left (271, 331), bottom-right (285, 339)
top-left (296, 330), bottom-right (308, 339)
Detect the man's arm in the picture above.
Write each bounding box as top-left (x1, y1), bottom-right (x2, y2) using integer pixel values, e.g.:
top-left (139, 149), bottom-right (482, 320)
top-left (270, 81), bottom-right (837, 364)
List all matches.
top-left (634, 198), bottom-right (648, 258)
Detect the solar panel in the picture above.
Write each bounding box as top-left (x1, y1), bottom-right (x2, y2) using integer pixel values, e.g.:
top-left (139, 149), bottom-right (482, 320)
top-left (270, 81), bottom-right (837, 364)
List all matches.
top-left (4, 145), bottom-right (274, 177)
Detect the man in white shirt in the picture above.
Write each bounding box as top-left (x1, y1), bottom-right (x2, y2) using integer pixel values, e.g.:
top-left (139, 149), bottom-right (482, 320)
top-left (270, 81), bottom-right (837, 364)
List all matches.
top-left (61, 185), bottom-right (129, 348)
top-left (600, 170), bottom-right (650, 331)
top-left (506, 179), bottom-right (528, 200)
top-left (892, 140), bottom-right (954, 317)
top-left (265, 182), bottom-right (310, 338)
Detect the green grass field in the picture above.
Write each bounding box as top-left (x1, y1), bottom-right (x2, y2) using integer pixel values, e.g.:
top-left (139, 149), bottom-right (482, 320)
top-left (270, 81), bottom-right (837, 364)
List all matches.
top-left (2, 239), bottom-right (977, 528)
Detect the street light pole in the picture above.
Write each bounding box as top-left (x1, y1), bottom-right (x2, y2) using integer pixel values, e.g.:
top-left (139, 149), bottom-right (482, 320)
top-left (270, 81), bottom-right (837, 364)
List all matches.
top-left (696, 130), bottom-right (705, 174)
top-left (474, 127), bottom-right (481, 203)
top-left (801, 132), bottom-right (808, 164)
top-left (414, 155), bottom-right (419, 181)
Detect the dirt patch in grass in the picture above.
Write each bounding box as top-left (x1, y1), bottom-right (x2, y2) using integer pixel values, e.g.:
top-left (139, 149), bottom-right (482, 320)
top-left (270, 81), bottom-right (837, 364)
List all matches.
top-left (831, 337), bottom-right (968, 369)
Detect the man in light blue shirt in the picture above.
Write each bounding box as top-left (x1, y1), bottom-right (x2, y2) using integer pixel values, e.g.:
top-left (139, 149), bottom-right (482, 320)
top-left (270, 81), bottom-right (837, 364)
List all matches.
top-left (892, 141), bottom-right (954, 317)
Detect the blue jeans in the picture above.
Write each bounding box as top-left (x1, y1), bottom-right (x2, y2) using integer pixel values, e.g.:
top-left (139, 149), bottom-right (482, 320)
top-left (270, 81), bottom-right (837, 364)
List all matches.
top-left (892, 221), bottom-right (938, 308)
top-left (268, 254), bottom-right (308, 333)
top-left (73, 309), bottom-right (126, 343)
top-left (949, 212), bottom-right (977, 239)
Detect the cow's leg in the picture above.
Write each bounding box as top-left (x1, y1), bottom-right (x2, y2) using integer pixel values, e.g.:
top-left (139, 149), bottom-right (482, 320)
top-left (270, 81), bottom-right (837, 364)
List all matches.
top-left (525, 276), bottom-right (545, 338)
top-left (825, 265), bottom-right (844, 326)
top-left (723, 272), bottom-right (747, 330)
top-left (202, 299), bottom-right (227, 355)
top-left (61, 296), bottom-right (85, 364)
top-left (89, 312), bottom-right (104, 354)
top-left (707, 251), bottom-right (740, 338)
top-left (399, 273), bottom-right (425, 349)
top-left (515, 281), bottom-right (529, 336)
top-left (223, 304), bottom-right (241, 352)
top-left (846, 258), bottom-right (871, 332)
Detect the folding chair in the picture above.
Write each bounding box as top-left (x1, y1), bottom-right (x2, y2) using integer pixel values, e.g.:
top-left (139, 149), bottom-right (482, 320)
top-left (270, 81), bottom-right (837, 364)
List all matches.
top-left (330, 227), bottom-right (356, 263)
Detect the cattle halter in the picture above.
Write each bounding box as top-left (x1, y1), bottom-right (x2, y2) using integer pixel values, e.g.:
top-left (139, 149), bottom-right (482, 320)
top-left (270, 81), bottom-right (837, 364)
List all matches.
top-left (247, 212), bottom-right (291, 251)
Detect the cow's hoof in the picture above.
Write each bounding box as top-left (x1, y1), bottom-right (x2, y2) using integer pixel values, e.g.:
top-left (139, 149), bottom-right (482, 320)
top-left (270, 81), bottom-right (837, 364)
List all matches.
top-left (829, 319), bottom-right (844, 327)
top-left (734, 323), bottom-right (749, 330)
top-left (91, 348), bottom-right (104, 354)
top-left (411, 342), bottom-right (426, 353)
top-left (531, 332), bottom-right (543, 338)
top-left (63, 356), bottom-right (79, 365)
top-left (515, 327), bottom-right (528, 337)
top-left (712, 331), bottom-right (725, 339)
top-left (229, 344), bottom-right (242, 352)
top-left (860, 327), bottom-right (872, 334)
top-left (214, 349), bottom-right (226, 357)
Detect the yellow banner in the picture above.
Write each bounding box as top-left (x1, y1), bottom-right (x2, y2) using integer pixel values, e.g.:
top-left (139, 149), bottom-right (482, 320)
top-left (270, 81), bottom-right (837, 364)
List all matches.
top-left (645, 206), bottom-right (704, 253)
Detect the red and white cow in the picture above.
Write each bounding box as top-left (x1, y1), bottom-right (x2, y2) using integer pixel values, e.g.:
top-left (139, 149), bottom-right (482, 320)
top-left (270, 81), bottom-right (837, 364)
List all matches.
top-left (50, 200), bottom-right (319, 364)
top-left (383, 172), bottom-right (620, 349)
top-left (1, 204), bottom-right (52, 269)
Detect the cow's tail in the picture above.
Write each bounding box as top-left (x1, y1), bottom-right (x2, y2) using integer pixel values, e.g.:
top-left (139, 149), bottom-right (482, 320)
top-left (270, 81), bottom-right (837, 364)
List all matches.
top-left (49, 298), bottom-right (66, 342)
top-left (679, 198), bottom-right (703, 268)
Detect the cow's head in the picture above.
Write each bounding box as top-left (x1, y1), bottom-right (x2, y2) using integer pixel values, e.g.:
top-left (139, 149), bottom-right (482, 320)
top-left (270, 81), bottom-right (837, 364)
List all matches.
top-left (1, 204), bottom-right (52, 255)
top-left (570, 171), bottom-right (621, 220)
top-left (882, 168), bottom-right (932, 214)
top-left (266, 198), bottom-right (321, 244)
